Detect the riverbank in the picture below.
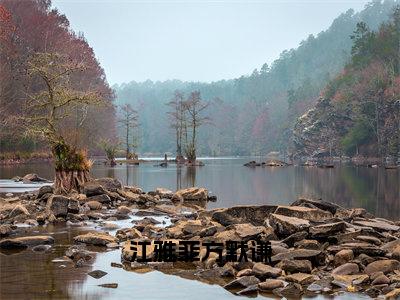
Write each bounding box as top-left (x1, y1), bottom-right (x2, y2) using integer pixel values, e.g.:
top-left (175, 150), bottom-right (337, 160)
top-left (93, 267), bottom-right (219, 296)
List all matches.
top-left (1, 178), bottom-right (399, 299)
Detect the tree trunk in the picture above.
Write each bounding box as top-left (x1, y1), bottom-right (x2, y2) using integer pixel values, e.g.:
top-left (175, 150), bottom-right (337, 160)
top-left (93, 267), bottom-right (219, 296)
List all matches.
top-left (54, 169), bottom-right (90, 194)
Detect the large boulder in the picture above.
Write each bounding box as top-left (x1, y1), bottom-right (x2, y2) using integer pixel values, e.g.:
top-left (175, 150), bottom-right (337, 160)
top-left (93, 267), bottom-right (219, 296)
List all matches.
top-left (252, 263), bottom-right (282, 279)
top-left (224, 276), bottom-right (260, 289)
top-left (268, 213), bottom-right (310, 236)
top-left (230, 223), bottom-right (269, 241)
top-left (274, 206), bottom-right (332, 221)
top-left (271, 249), bottom-right (324, 265)
top-left (7, 204), bottom-right (30, 219)
top-left (22, 173), bottom-right (49, 183)
top-left (93, 178), bottom-right (122, 192)
top-left (82, 182), bottom-right (107, 197)
top-left (74, 232), bottom-right (118, 246)
top-left (212, 205), bottom-right (277, 226)
top-left (46, 195), bottom-right (70, 217)
top-left (155, 188), bottom-right (173, 199)
top-left (309, 221), bottom-right (346, 237)
top-left (86, 194), bottom-right (111, 204)
top-left (290, 198), bottom-right (341, 215)
top-left (353, 220), bottom-right (400, 232)
top-left (331, 263), bottom-right (359, 275)
top-left (0, 235), bottom-right (54, 249)
top-left (258, 279), bottom-right (285, 291)
top-left (37, 185), bottom-right (54, 198)
top-left (85, 200), bottom-right (103, 210)
top-left (365, 259), bottom-right (400, 275)
top-left (172, 187), bottom-right (208, 202)
top-left (276, 259), bottom-right (312, 274)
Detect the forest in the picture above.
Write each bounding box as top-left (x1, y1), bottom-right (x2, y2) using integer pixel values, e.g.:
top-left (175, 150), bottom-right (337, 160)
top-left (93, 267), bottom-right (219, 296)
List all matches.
top-left (294, 5), bottom-right (400, 159)
top-left (114, 0), bottom-right (399, 157)
top-left (1, 0), bottom-right (399, 159)
top-left (0, 0), bottom-right (116, 159)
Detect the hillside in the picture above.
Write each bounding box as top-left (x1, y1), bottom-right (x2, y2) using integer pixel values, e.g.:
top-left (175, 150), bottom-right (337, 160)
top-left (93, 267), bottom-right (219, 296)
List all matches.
top-left (293, 5), bottom-right (400, 159)
top-left (114, 0), bottom-right (399, 156)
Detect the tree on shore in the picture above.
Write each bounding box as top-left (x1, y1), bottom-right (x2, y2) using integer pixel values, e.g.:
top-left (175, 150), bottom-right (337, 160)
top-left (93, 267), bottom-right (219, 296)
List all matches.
top-left (184, 91), bottom-right (209, 163)
top-left (19, 52), bottom-right (108, 194)
top-left (99, 138), bottom-right (120, 166)
top-left (166, 90), bottom-right (187, 161)
top-left (118, 104), bottom-right (139, 159)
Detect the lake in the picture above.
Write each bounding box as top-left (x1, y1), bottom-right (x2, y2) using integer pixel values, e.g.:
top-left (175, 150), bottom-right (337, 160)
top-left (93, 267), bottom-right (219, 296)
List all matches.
top-left (1, 157), bottom-right (399, 219)
top-left (0, 157), bottom-right (398, 299)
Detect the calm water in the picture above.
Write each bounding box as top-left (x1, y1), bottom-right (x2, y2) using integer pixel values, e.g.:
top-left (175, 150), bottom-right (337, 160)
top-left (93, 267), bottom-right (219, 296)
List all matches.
top-left (0, 157), bottom-right (390, 299)
top-left (0, 157), bottom-right (399, 219)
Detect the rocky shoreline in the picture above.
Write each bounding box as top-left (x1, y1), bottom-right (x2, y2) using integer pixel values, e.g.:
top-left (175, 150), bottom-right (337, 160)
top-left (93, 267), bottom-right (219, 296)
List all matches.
top-left (1, 177), bottom-right (400, 299)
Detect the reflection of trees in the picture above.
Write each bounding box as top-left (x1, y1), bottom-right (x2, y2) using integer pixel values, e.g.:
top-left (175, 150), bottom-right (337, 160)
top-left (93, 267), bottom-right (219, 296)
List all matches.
top-left (106, 167), bottom-right (115, 180)
top-left (185, 167), bottom-right (196, 187)
top-left (176, 166), bottom-right (197, 190)
top-left (296, 166), bottom-right (399, 220)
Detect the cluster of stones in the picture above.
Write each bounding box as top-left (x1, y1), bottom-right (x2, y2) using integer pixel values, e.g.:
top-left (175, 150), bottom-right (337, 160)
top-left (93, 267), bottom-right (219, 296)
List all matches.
top-left (1, 177), bottom-right (400, 299)
top-left (121, 198), bottom-right (400, 299)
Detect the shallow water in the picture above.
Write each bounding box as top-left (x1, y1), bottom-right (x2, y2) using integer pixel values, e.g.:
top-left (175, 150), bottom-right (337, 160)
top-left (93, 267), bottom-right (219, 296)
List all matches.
top-left (1, 157), bottom-right (399, 219)
top-left (0, 157), bottom-right (398, 299)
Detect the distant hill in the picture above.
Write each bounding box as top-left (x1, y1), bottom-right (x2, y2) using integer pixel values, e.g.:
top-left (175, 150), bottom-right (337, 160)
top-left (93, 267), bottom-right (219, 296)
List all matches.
top-left (114, 0), bottom-right (399, 156)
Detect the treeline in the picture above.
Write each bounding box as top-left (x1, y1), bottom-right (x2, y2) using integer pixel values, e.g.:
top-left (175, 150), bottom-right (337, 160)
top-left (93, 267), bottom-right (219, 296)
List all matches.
top-left (0, 0), bottom-right (115, 157)
top-left (293, 5), bottom-right (400, 159)
top-left (115, 0), bottom-right (398, 156)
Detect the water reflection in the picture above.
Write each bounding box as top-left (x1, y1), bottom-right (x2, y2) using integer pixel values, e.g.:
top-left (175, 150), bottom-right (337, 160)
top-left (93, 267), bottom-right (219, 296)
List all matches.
top-left (0, 158), bottom-right (399, 219)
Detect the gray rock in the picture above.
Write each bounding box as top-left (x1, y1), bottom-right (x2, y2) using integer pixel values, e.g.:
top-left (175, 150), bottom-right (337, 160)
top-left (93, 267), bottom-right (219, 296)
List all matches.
top-left (224, 276), bottom-right (260, 289)
top-left (372, 274), bottom-right (390, 285)
top-left (37, 185), bottom-right (54, 198)
top-left (331, 263), bottom-right (359, 275)
top-left (86, 194), bottom-right (111, 204)
top-left (274, 205), bottom-right (332, 221)
top-left (88, 270), bottom-right (108, 279)
top-left (271, 249), bottom-right (323, 265)
top-left (273, 282), bottom-right (303, 298)
top-left (269, 213), bottom-right (310, 236)
top-left (365, 259), bottom-right (400, 275)
top-left (282, 231), bottom-right (308, 247)
top-left (0, 235), bottom-right (54, 249)
top-left (334, 249), bottom-right (354, 266)
top-left (82, 182), bottom-right (106, 197)
top-left (258, 279), bottom-right (285, 291)
top-left (93, 178), bottom-right (122, 192)
top-left (309, 221), bottom-right (346, 237)
top-left (212, 205), bottom-right (277, 226)
top-left (98, 283), bottom-right (118, 288)
top-left (294, 239), bottom-right (320, 250)
top-left (252, 263), bottom-right (282, 279)
top-left (46, 195), bottom-right (70, 217)
top-left (276, 259), bottom-right (312, 274)
top-left (236, 284), bottom-right (258, 295)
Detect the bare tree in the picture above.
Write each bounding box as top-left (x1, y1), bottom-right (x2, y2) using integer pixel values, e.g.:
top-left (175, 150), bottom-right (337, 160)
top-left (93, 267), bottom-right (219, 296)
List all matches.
top-left (17, 52), bottom-right (107, 194)
top-left (118, 104), bottom-right (139, 159)
top-left (184, 91), bottom-right (210, 163)
top-left (166, 90), bottom-right (187, 161)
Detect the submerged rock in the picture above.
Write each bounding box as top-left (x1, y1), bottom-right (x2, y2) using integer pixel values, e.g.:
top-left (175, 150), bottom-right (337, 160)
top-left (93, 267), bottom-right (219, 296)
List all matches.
top-left (0, 235), bottom-right (54, 249)
top-left (74, 232), bottom-right (118, 246)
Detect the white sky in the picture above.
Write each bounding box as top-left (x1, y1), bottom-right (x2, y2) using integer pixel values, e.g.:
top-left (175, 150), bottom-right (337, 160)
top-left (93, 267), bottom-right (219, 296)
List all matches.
top-left (52, 0), bottom-right (370, 84)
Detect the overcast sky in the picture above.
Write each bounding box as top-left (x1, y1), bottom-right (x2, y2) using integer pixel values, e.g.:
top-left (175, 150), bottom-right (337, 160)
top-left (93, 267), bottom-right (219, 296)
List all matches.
top-left (52, 0), bottom-right (370, 85)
